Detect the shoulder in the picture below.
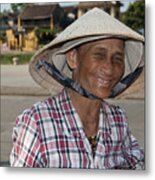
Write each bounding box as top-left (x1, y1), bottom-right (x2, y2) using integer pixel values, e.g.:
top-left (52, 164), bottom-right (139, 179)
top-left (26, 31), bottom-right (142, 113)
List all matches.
top-left (15, 91), bottom-right (63, 126)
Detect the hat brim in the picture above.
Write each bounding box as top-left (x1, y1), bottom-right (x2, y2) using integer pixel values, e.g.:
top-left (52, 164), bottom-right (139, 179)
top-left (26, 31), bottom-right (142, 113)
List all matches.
top-left (29, 35), bottom-right (144, 98)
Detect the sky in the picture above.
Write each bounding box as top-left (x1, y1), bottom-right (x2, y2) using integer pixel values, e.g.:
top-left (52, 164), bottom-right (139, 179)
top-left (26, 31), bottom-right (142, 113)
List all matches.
top-left (0, 1), bottom-right (136, 13)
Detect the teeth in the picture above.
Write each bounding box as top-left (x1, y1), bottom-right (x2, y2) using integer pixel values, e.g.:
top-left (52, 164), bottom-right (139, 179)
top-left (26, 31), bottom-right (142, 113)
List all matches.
top-left (103, 80), bottom-right (110, 85)
top-left (97, 78), bottom-right (111, 87)
top-left (103, 80), bottom-right (109, 83)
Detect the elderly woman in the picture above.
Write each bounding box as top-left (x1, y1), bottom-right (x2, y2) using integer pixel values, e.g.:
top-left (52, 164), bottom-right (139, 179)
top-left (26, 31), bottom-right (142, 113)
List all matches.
top-left (10, 8), bottom-right (144, 169)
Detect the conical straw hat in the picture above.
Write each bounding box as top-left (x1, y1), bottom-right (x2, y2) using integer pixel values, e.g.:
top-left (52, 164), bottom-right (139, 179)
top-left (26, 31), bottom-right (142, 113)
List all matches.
top-left (29, 7), bottom-right (144, 98)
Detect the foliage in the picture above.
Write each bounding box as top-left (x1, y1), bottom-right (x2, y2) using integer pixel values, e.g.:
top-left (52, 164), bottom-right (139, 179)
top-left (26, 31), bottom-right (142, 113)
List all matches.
top-left (0, 31), bottom-right (7, 42)
top-left (11, 3), bottom-right (27, 13)
top-left (121, 0), bottom-right (145, 33)
top-left (0, 52), bottom-right (34, 64)
top-left (35, 27), bottom-right (62, 45)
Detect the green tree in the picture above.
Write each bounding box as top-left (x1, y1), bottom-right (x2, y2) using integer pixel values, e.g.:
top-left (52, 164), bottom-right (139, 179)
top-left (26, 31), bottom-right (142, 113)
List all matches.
top-left (11, 3), bottom-right (27, 13)
top-left (121, 0), bottom-right (145, 33)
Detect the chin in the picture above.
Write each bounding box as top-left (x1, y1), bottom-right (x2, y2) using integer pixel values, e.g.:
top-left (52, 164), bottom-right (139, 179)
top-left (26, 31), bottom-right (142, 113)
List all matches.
top-left (94, 90), bottom-right (111, 99)
top-left (99, 94), bottom-right (110, 99)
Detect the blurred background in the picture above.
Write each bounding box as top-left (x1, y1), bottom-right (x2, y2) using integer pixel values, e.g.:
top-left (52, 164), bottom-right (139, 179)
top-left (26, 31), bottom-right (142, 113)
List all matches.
top-left (0, 1), bottom-right (144, 53)
top-left (0, 1), bottom-right (145, 167)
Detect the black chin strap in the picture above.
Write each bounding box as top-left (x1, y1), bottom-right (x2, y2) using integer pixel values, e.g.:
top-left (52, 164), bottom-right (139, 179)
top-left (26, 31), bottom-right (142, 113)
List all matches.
top-left (36, 59), bottom-right (143, 99)
top-left (36, 60), bottom-right (100, 100)
top-left (109, 66), bottom-right (143, 98)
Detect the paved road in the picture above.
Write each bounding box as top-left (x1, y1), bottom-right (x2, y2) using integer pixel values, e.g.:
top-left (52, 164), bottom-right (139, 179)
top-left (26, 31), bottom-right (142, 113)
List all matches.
top-left (1, 65), bottom-right (62, 96)
top-left (1, 95), bottom-right (144, 163)
top-left (1, 65), bottom-right (39, 88)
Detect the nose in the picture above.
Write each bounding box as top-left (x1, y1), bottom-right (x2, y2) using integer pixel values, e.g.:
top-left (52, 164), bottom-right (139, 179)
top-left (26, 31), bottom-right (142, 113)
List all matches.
top-left (101, 60), bottom-right (113, 76)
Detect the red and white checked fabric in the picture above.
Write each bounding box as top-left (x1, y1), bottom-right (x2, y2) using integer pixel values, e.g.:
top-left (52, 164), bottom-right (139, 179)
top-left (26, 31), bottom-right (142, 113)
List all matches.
top-left (10, 89), bottom-right (144, 169)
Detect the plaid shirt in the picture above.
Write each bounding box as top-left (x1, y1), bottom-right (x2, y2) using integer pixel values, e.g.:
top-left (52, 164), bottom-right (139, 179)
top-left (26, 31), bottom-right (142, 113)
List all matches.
top-left (10, 89), bottom-right (144, 169)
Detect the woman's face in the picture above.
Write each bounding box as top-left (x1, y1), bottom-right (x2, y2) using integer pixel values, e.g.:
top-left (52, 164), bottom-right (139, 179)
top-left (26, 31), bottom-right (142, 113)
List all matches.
top-left (67, 39), bottom-right (125, 99)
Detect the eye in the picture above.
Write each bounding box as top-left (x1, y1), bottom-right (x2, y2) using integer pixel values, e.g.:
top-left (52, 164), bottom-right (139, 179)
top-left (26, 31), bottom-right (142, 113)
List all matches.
top-left (113, 55), bottom-right (124, 64)
top-left (94, 52), bottom-right (106, 60)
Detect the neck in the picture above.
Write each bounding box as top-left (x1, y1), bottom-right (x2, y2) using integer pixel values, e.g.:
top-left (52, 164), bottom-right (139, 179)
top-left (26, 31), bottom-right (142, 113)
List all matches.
top-left (67, 88), bottom-right (102, 137)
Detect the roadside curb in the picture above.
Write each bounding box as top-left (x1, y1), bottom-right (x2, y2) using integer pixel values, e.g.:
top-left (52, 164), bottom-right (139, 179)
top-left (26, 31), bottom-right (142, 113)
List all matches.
top-left (1, 86), bottom-right (144, 100)
top-left (0, 86), bottom-right (58, 96)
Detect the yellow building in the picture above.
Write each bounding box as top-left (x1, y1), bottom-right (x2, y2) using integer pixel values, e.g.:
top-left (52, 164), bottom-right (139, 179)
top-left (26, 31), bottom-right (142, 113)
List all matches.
top-left (18, 3), bottom-right (64, 51)
top-left (6, 29), bottom-right (18, 49)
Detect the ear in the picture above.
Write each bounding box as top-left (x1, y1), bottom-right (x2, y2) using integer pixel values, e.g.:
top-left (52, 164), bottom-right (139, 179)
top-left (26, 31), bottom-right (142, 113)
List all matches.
top-left (66, 49), bottom-right (78, 70)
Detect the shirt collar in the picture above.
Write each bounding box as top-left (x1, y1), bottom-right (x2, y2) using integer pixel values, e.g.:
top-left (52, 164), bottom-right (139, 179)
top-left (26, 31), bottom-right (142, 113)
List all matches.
top-left (58, 88), bottom-right (84, 138)
top-left (98, 103), bottom-right (112, 140)
top-left (59, 89), bottom-right (111, 139)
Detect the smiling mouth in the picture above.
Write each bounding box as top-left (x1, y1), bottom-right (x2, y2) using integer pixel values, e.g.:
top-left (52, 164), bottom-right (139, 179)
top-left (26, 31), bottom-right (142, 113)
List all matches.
top-left (97, 77), bottom-right (112, 88)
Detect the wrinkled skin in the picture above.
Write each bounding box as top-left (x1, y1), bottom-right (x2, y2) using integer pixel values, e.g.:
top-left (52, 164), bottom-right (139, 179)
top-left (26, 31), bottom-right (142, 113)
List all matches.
top-left (67, 38), bottom-right (125, 99)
